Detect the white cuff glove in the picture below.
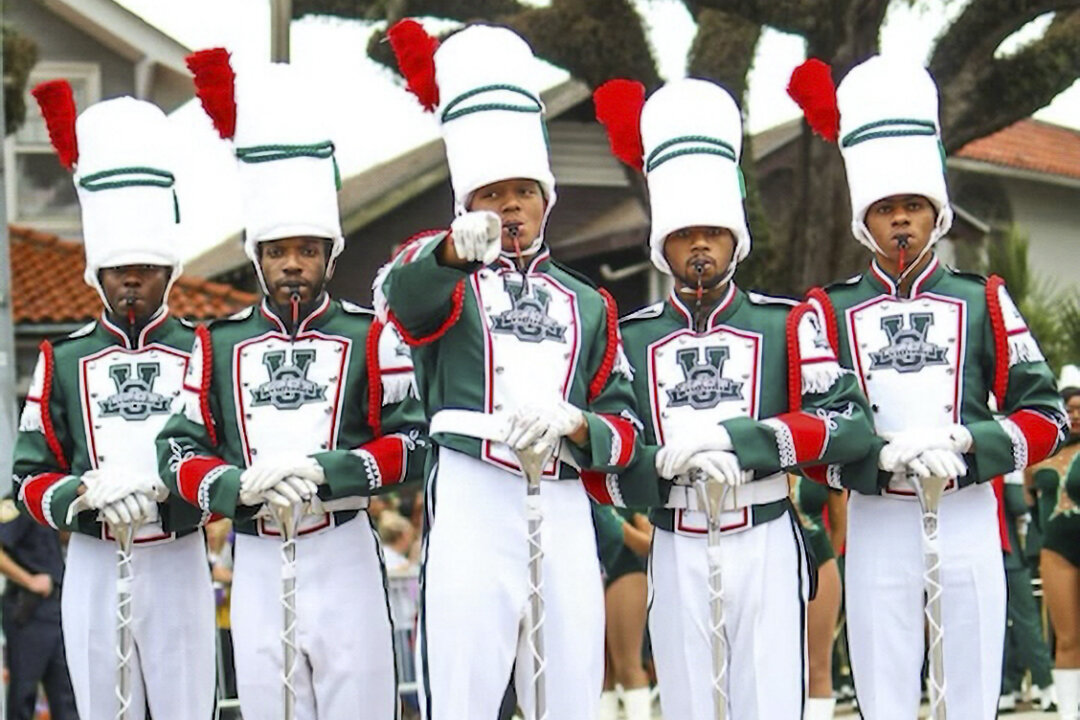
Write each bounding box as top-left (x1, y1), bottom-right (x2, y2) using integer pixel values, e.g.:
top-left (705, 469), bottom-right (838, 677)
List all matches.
top-left (101, 492), bottom-right (156, 528)
top-left (686, 450), bottom-right (745, 486)
top-left (908, 448), bottom-right (968, 480)
top-left (655, 426), bottom-right (734, 479)
top-left (450, 211), bottom-right (502, 265)
top-left (505, 400), bottom-right (586, 455)
top-left (879, 424), bottom-right (973, 472)
top-left (82, 470), bottom-right (156, 509)
top-left (239, 456), bottom-right (324, 507)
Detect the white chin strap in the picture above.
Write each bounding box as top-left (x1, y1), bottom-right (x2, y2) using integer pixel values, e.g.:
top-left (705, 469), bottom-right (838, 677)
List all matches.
top-left (854, 207), bottom-right (951, 283)
top-left (90, 266), bottom-right (179, 319)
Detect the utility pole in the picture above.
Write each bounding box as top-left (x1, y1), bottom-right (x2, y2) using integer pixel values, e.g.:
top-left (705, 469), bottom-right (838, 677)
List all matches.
top-left (270, 0), bottom-right (292, 63)
top-left (0, 30), bottom-right (18, 497)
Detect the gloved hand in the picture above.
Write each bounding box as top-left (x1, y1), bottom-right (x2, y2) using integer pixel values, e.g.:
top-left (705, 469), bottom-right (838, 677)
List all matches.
top-left (686, 450), bottom-right (745, 486)
top-left (238, 456), bottom-right (325, 506)
top-left (259, 476), bottom-right (321, 509)
top-left (450, 211), bottom-right (502, 265)
top-left (654, 426), bottom-right (734, 479)
top-left (82, 469), bottom-right (157, 509)
top-left (505, 400), bottom-right (586, 455)
top-left (879, 425), bottom-right (973, 472)
top-left (100, 492), bottom-right (156, 528)
top-left (908, 448), bottom-right (968, 480)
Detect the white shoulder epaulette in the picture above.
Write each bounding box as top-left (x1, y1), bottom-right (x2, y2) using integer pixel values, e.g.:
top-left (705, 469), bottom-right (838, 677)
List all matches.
top-left (68, 321), bottom-right (96, 339)
top-left (226, 306), bottom-right (255, 322)
top-left (746, 291), bottom-right (798, 307)
top-left (620, 302), bottom-right (665, 323)
top-left (178, 317), bottom-right (198, 329)
top-left (340, 299), bottom-right (374, 315)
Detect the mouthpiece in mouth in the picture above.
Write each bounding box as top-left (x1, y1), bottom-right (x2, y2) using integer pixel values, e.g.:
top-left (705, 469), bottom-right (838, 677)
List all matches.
top-left (896, 234), bottom-right (911, 273)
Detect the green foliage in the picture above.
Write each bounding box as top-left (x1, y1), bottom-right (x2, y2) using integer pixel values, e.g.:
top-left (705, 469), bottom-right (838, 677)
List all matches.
top-left (987, 225), bottom-right (1080, 373)
top-left (3, 25), bottom-right (38, 137)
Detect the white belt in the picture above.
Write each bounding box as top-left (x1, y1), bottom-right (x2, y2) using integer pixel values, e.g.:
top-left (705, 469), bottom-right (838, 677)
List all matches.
top-left (884, 471), bottom-right (958, 499)
top-left (429, 409), bottom-right (580, 469)
top-left (665, 473), bottom-right (788, 512)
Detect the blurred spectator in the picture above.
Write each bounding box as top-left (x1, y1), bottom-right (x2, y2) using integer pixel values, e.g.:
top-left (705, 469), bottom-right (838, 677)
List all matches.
top-left (205, 519), bottom-right (238, 719)
top-left (0, 496), bottom-right (78, 720)
top-left (378, 511), bottom-right (417, 574)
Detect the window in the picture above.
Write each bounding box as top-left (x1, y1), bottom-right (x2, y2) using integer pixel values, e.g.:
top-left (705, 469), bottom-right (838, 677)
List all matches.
top-left (4, 61), bottom-right (100, 230)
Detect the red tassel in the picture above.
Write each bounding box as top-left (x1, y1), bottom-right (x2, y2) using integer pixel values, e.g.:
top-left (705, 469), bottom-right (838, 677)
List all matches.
top-left (186, 48), bottom-right (237, 139)
top-left (593, 79), bottom-right (645, 172)
top-left (388, 19), bottom-right (440, 112)
top-left (31, 80), bottom-right (79, 171)
top-left (787, 58), bottom-right (839, 143)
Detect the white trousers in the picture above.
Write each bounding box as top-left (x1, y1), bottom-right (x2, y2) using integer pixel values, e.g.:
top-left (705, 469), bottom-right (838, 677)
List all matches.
top-left (62, 531), bottom-right (215, 720)
top-left (418, 448), bottom-right (604, 720)
top-left (231, 513), bottom-right (396, 720)
top-left (846, 483), bottom-right (1005, 719)
top-left (648, 513), bottom-right (810, 720)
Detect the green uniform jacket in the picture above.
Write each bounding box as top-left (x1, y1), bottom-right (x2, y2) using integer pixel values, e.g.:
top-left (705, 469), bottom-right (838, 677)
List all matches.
top-left (808, 257), bottom-right (1066, 495)
top-left (381, 234), bottom-right (656, 507)
top-left (617, 285), bottom-right (876, 533)
top-left (14, 312), bottom-right (204, 539)
top-left (155, 295), bottom-right (430, 536)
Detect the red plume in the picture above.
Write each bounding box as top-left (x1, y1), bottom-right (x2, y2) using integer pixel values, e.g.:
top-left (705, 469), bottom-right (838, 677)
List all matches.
top-left (31, 80), bottom-right (79, 170)
top-left (593, 79), bottom-right (646, 172)
top-left (388, 19), bottom-right (440, 112)
top-left (186, 48), bottom-right (237, 139)
top-left (787, 58), bottom-right (839, 143)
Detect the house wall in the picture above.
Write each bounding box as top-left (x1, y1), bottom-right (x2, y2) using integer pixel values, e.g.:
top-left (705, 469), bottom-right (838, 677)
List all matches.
top-left (1000, 176), bottom-right (1080, 296)
top-left (7, 0), bottom-right (135, 99)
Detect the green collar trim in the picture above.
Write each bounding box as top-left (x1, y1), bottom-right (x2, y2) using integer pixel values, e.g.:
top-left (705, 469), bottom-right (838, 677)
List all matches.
top-left (441, 84), bottom-right (542, 123)
top-left (78, 166), bottom-right (180, 222)
top-left (645, 135), bottom-right (737, 173)
top-left (235, 141), bottom-right (341, 190)
top-left (840, 118), bottom-right (937, 148)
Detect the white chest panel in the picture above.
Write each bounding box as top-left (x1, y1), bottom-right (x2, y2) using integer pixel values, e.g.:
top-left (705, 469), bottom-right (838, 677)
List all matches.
top-left (846, 293), bottom-right (966, 435)
top-left (80, 344), bottom-right (189, 473)
top-left (472, 269), bottom-right (582, 472)
top-left (233, 331), bottom-right (352, 465)
top-left (646, 327), bottom-right (763, 444)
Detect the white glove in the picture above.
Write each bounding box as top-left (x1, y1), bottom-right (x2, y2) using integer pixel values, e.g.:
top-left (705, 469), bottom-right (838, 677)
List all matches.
top-left (879, 425), bottom-right (973, 472)
top-left (654, 426), bottom-right (734, 479)
top-left (238, 456), bottom-right (325, 506)
top-left (450, 211), bottom-right (502, 264)
top-left (82, 470), bottom-right (154, 509)
top-left (505, 400), bottom-right (586, 455)
top-left (260, 475), bottom-right (321, 509)
top-left (908, 448), bottom-right (968, 480)
top-left (686, 450), bottom-right (745, 486)
top-left (100, 492), bottom-right (156, 528)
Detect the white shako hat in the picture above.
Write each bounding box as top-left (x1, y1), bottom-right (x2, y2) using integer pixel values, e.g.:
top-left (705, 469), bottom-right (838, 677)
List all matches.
top-left (388, 21), bottom-right (556, 249)
top-left (639, 78), bottom-right (750, 276)
top-left (32, 82), bottom-right (183, 308)
top-left (1059, 364), bottom-right (1080, 392)
top-left (834, 55), bottom-right (953, 253)
top-left (187, 49), bottom-right (344, 278)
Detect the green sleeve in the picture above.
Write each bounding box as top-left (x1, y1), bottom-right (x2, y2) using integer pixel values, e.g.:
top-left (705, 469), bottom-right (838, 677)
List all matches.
top-left (383, 231), bottom-right (477, 340)
top-left (1066, 454), bottom-right (1080, 506)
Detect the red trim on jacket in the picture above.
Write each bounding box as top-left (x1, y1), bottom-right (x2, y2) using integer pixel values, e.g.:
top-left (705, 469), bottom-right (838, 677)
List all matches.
top-left (986, 275), bottom-right (1009, 408)
top-left (37, 341), bottom-right (69, 471)
top-left (1010, 409), bottom-right (1060, 466)
top-left (785, 303), bottom-right (813, 411)
top-left (389, 280), bottom-right (466, 347)
top-left (177, 456), bottom-right (227, 506)
top-left (588, 288), bottom-right (620, 402)
top-left (600, 414), bottom-right (636, 467)
top-left (366, 319), bottom-right (384, 438)
top-left (581, 470), bottom-right (615, 505)
top-left (362, 435), bottom-right (408, 486)
top-left (194, 325), bottom-right (219, 446)
top-left (19, 472), bottom-right (66, 526)
top-left (773, 411), bottom-right (829, 464)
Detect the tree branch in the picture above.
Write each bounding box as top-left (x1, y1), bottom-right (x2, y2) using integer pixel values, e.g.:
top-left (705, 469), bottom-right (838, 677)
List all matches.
top-left (687, 9), bottom-right (760, 100)
top-left (293, 0), bottom-right (527, 22)
top-left (941, 9), bottom-right (1080, 151)
top-left (930, 0), bottom-right (1080, 86)
top-left (685, 0), bottom-right (832, 39)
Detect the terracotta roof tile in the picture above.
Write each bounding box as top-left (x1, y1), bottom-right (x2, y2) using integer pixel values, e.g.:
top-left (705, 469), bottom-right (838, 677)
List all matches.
top-left (9, 225), bottom-right (257, 325)
top-left (956, 119), bottom-right (1080, 180)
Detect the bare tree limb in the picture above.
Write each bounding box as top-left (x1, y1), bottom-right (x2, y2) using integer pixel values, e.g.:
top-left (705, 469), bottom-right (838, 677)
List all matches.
top-left (293, 0), bottom-right (527, 23)
top-left (941, 9), bottom-right (1080, 151)
top-left (686, 0), bottom-right (832, 40)
top-left (687, 9), bottom-right (760, 99)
